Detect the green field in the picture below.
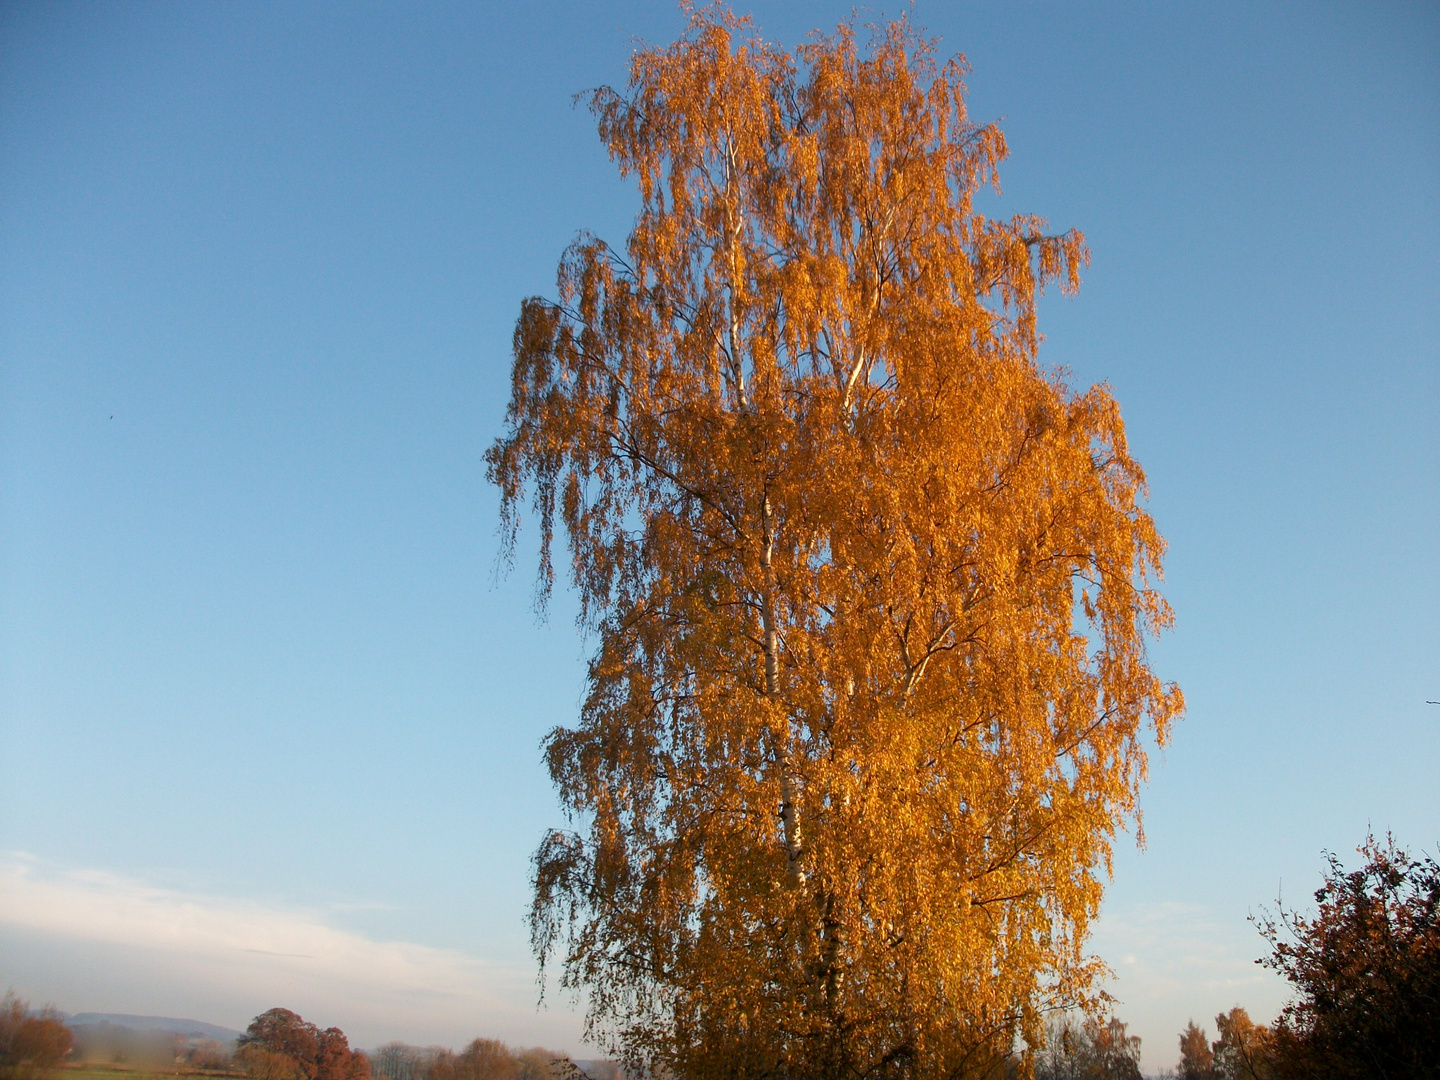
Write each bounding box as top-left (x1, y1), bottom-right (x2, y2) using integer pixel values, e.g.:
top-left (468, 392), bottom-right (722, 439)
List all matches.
top-left (62, 1066), bottom-right (242, 1080)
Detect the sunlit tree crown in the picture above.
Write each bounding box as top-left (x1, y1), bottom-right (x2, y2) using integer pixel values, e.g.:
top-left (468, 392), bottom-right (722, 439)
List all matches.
top-left (488, 7), bottom-right (1182, 1077)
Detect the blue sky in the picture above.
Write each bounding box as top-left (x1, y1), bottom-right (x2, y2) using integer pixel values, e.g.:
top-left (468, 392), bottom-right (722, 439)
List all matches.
top-left (1, 1), bottom-right (1436, 1071)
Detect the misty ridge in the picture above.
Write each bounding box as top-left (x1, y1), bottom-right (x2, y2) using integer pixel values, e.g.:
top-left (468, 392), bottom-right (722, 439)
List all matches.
top-left (65, 1016), bottom-right (240, 1069)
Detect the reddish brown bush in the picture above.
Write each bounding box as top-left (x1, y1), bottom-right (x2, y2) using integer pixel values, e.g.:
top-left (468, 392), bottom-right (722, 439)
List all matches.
top-left (0, 993), bottom-right (73, 1080)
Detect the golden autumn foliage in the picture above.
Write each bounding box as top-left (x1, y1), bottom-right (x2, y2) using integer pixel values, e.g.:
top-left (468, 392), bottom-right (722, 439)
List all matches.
top-left (487, 7), bottom-right (1182, 1078)
top-left (1258, 836), bottom-right (1440, 1078)
top-left (239, 1009), bottom-right (370, 1080)
top-left (0, 995), bottom-right (72, 1080)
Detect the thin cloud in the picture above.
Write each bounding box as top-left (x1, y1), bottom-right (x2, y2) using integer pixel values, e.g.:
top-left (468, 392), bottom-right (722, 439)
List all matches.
top-left (0, 854), bottom-right (582, 1051)
top-left (1089, 900), bottom-right (1292, 1071)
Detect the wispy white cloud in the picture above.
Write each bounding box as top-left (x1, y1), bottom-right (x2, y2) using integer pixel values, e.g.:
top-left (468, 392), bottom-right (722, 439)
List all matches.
top-left (1090, 900), bottom-right (1291, 1073)
top-left (0, 854), bottom-right (583, 1052)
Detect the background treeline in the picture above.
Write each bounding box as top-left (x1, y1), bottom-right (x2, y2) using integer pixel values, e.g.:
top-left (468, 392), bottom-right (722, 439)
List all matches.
top-left (0, 1004), bottom-right (592, 1080)
top-left (238, 1011), bottom-right (592, 1080)
top-left (237, 1010), bottom-right (587, 1080)
top-left (369, 1040), bottom-right (616, 1080)
top-left (1025, 1009), bottom-right (1269, 1080)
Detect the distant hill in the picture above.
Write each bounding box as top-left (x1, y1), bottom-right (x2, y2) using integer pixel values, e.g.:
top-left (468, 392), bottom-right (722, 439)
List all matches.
top-left (67, 1014), bottom-right (242, 1044)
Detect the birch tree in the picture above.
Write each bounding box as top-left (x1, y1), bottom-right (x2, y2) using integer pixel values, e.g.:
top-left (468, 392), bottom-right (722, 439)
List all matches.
top-left (488, 8), bottom-right (1182, 1078)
